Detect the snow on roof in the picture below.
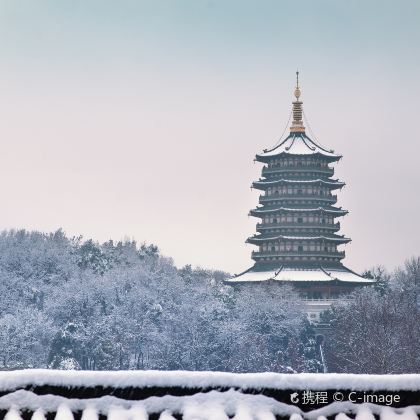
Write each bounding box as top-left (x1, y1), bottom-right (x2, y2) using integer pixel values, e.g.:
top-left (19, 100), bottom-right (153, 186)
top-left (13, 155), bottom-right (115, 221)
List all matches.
top-left (273, 268), bottom-right (332, 282)
top-left (251, 206), bottom-right (347, 215)
top-left (231, 267), bottom-right (373, 283)
top-left (0, 369), bottom-right (419, 393)
top-left (253, 178), bottom-right (344, 186)
top-left (0, 370), bottom-right (419, 419)
top-left (1, 388), bottom-right (419, 420)
top-left (229, 269), bottom-right (280, 282)
top-left (248, 234), bottom-right (350, 242)
top-left (257, 133), bottom-right (341, 160)
top-left (326, 269), bottom-right (373, 283)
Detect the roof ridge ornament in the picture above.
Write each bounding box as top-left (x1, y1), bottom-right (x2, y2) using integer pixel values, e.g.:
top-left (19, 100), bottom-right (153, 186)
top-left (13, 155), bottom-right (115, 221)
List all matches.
top-left (290, 70), bottom-right (305, 133)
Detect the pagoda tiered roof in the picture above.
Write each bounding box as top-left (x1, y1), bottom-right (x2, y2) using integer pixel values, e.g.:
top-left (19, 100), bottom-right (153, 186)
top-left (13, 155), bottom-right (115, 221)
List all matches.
top-left (250, 205), bottom-right (348, 217)
top-left (252, 178), bottom-right (345, 190)
top-left (256, 221), bottom-right (341, 232)
top-left (228, 73), bottom-right (367, 287)
top-left (247, 232), bottom-right (351, 245)
top-left (230, 264), bottom-right (373, 284)
top-left (256, 132), bottom-right (342, 163)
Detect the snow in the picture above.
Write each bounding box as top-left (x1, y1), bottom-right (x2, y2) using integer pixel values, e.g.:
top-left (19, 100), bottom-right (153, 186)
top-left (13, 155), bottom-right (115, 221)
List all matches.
top-left (252, 206), bottom-right (346, 214)
top-left (31, 410), bottom-right (47, 420)
top-left (80, 407), bottom-right (99, 420)
top-left (0, 370), bottom-right (419, 392)
top-left (0, 371), bottom-right (418, 419)
top-left (0, 389), bottom-right (418, 420)
top-left (229, 269), bottom-right (280, 282)
top-left (231, 267), bottom-right (373, 283)
top-left (249, 234), bottom-right (349, 242)
top-left (273, 268), bottom-right (333, 282)
top-left (257, 133), bottom-right (341, 159)
top-left (56, 404), bottom-right (74, 420)
top-left (326, 270), bottom-right (373, 283)
top-left (253, 179), bottom-right (344, 186)
top-left (4, 408), bottom-right (22, 420)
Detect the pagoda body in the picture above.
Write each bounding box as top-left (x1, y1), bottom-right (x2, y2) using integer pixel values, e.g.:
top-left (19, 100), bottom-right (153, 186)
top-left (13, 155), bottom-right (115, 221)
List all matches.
top-left (228, 75), bottom-right (373, 320)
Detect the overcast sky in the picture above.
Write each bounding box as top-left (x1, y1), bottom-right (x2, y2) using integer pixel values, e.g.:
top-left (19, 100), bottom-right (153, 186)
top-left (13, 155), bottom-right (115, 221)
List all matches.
top-left (0, 0), bottom-right (419, 274)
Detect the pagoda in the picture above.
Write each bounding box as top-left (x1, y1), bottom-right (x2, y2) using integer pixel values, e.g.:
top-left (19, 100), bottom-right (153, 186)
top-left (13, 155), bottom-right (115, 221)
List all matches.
top-left (229, 73), bottom-right (372, 319)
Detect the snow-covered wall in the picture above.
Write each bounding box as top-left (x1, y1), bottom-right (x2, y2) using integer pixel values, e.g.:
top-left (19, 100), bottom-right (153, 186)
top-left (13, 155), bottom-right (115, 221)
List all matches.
top-left (0, 370), bottom-right (419, 419)
top-left (0, 369), bottom-right (420, 392)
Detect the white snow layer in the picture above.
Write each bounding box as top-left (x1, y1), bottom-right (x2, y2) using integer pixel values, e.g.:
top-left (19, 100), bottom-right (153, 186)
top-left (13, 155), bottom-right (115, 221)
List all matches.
top-left (0, 389), bottom-right (418, 420)
top-left (0, 370), bottom-right (418, 392)
top-left (0, 371), bottom-right (419, 419)
top-left (259, 134), bottom-right (340, 158)
top-left (230, 268), bottom-right (373, 283)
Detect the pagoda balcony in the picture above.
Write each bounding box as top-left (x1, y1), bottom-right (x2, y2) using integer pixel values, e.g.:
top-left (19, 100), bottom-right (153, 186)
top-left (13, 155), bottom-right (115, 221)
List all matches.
top-left (251, 250), bottom-right (345, 260)
top-left (259, 194), bottom-right (337, 205)
top-left (302, 297), bottom-right (339, 302)
top-left (262, 166), bottom-right (334, 176)
top-left (256, 222), bottom-right (340, 231)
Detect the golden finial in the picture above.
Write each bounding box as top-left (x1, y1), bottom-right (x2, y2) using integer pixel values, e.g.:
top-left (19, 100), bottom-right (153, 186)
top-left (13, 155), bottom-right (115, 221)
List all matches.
top-left (290, 70), bottom-right (305, 133)
top-left (294, 70), bottom-right (301, 99)
top-left (295, 70), bottom-right (300, 100)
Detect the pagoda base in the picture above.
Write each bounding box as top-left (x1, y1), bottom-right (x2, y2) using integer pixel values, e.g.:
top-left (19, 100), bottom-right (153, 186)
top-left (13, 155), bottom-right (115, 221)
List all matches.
top-left (228, 263), bottom-right (374, 323)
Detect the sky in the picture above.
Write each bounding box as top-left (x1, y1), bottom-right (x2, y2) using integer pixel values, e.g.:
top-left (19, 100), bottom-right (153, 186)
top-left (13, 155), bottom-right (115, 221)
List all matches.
top-left (0, 0), bottom-right (419, 274)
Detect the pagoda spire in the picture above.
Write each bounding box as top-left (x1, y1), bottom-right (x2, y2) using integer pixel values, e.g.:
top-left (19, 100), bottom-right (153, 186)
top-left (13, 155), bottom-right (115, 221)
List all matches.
top-left (290, 70), bottom-right (305, 133)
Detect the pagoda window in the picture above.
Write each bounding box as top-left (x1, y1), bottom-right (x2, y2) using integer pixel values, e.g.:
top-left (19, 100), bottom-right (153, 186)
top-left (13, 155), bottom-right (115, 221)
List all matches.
top-left (297, 189), bottom-right (303, 195)
top-left (321, 218), bottom-right (325, 224)
top-left (274, 190), bottom-right (279, 196)
top-left (297, 217), bottom-right (303, 223)
top-left (271, 246), bottom-right (275, 253)
top-left (273, 218), bottom-right (278, 224)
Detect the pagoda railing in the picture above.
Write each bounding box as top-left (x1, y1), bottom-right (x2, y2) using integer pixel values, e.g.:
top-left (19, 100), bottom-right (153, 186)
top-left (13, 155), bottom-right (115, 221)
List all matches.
top-left (251, 250), bottom-right (345, 259)
top-left (259, 194), bottom-right (337, 204)
top-left (262, 166), bottom-right (334, 176)
top-left (256, 222), bottom-right (340, 230)
top-left (302, 297), bottom-right (339, 303)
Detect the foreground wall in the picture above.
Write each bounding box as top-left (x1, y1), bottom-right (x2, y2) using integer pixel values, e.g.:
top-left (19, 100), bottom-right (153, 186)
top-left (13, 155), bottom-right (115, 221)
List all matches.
top-left (0, 370), bottom-right (419, 419)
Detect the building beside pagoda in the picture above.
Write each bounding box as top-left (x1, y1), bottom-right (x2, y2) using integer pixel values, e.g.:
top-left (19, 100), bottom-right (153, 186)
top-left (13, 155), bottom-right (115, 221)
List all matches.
top-left (228, 74), bottom-right (373, 321)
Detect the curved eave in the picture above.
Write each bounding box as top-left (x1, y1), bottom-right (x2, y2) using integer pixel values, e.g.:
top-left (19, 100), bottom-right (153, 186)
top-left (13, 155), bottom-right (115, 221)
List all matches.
top-left (249, 206), bottom-right (348, 217)
top-left (229, 265), bottom-right (374, 284)
top-left (252, 178), bottom-right (345, 190)
top-left (256, 151), bottom-right (342, 164)
top-left (255, 133), bottom-right (342, 163)
top-left (247, 234), bottom-right (351, 245)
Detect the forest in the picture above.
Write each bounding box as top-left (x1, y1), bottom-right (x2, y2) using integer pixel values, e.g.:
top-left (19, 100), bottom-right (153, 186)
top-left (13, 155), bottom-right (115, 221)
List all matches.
top-left (0, 229), bottom-right (418, 374)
